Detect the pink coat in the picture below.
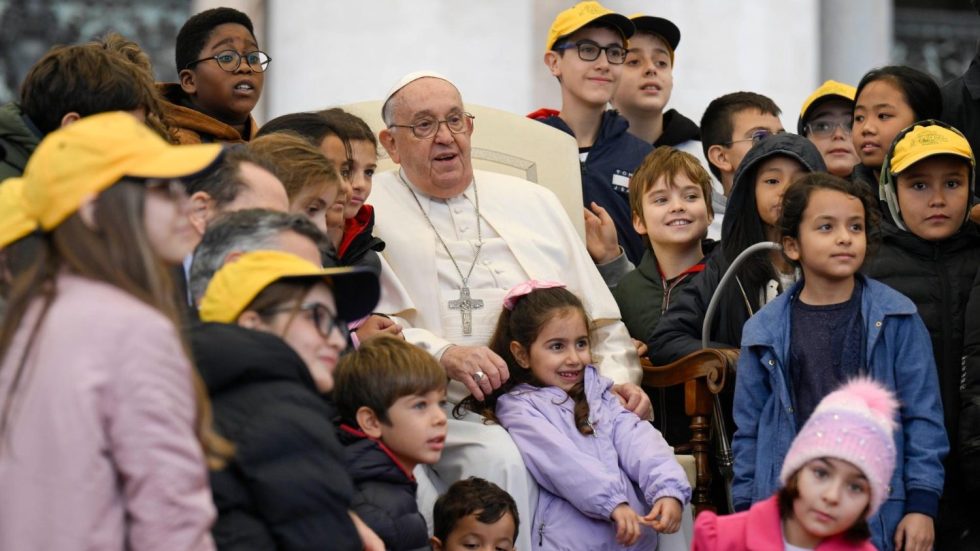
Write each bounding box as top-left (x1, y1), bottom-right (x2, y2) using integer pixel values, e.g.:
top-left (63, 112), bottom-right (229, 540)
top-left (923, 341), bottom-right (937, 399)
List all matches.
top-left (0, 274), bottom-right (215, 550)
top-left (692, 496), bottom-right (876, 551)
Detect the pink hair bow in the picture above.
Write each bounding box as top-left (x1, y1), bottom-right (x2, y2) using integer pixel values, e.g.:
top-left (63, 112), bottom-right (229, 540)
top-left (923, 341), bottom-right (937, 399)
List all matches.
top-left (503, 279), bottom-right (566, 310)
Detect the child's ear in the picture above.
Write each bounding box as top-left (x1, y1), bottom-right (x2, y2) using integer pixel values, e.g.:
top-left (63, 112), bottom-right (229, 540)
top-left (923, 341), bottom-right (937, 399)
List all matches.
top-left (179, 68), bottom-right (198, 96)
top-left (509, 341), bottom-right (530, 369)
top-left (632, 212), bottom-right (648, 236)
top-left (706, 144), bottom-right (733, 175)
top-left (59, 112), bottom-right (82, 128)
top-left (429, 536), bottom-right (443, 551)
top-left (544, 50), bottom-right (562, 77)
top-left (379, 129), bottom-right (400, 164)
top-left (236, 310), bottom-right (263, 330)
top-left (187, 191), bottom-right (214, 237)
top-left (356, 406), bottom-right (384, 438)
top-left (781, 235), bottom-right (801, 262)
top-left (77, 193), bottom-right (99, 230)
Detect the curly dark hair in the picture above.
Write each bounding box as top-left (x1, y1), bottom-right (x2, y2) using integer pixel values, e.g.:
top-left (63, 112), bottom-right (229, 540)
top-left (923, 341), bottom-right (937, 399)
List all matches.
top-left (175, 7), bottom-right (255, 72)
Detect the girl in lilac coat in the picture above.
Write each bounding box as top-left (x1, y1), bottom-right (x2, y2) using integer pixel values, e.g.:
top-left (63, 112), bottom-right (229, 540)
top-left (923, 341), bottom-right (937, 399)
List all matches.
top-left (458, 280), bottom-right (691, 550)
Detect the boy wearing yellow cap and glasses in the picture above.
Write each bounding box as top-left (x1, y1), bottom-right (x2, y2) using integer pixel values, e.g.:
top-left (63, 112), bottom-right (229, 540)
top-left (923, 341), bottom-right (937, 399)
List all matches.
top-left (530, 1), bottom-right (653, 270)
top-left (864, 120), bottom-right (980, 548)
top-left (798, 80), bottom-right (861, 179)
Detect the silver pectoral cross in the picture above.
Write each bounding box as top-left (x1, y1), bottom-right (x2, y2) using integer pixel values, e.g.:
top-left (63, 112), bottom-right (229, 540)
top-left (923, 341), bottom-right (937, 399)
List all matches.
top-left (448, 286), bottom-right (484, 335)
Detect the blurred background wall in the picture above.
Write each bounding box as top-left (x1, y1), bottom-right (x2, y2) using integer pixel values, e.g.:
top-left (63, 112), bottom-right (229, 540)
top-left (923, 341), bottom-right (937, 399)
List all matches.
top-left (0, 0), bottom-right (976, 132)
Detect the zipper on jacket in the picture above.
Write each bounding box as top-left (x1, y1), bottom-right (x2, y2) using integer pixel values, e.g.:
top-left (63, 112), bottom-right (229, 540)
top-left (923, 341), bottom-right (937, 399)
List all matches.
top-left (538, 522), bottom-right (545, 546)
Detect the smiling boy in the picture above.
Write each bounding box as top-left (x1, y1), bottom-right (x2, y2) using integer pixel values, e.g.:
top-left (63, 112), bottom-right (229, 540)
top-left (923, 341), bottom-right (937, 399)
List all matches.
top-left (530, 1), bottom-right (653, 265)
top-left (612, 146), bottom-right (714, 444)
top-left (161, 7), bottom-right (268, 144)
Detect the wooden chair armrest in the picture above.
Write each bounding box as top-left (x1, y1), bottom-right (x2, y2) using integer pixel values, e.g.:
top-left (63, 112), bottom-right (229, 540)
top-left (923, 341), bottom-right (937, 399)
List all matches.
top-left (639, 348), bottom-right (738, 515)
top-left (640, 348), bottom-right (736, 395)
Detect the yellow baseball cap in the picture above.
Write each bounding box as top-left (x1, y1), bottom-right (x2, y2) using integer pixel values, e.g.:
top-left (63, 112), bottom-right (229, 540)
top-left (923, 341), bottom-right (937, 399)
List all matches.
top-left (545, 1), bottom-right (634, 53)
top-left (0, 178), bottom-right (38, 248)
top-left (889, 123), bottom-right (974, 175)
top-left (199, 250), bottom-right (380, 324)
top-left (797, 80), bottom-right (857, 134)
top-left (21, 111), bottom-right (223, 231)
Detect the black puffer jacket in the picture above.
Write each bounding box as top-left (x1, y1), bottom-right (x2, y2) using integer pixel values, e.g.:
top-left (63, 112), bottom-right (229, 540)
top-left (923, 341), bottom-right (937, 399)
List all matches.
top-left (649, 134), bottom-right (826, 364)
top-left (961, 267), bottom-right (980, 496)
top-left (0, 102), bottom-right (41, 180)
top-left (338, 425), bottom-right (430, 551)
top-left (863, 220), bottom-right (980, 503)
top-left (191, 322), bottom-right (361, 551)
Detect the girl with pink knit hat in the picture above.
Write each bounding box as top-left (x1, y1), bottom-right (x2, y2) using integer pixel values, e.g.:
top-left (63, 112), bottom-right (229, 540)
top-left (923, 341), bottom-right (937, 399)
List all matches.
top-left (694, 378), bottom-right (898, 550)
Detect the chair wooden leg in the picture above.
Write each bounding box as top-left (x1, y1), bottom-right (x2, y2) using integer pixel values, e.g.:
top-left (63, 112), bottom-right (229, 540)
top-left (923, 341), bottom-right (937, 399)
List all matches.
top-left (689, 412), bottom-right (713, 515)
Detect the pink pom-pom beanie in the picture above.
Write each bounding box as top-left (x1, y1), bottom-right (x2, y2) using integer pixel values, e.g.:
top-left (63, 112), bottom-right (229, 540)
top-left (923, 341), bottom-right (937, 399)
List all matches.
top-left (779, 378), bottom-right (899, 518)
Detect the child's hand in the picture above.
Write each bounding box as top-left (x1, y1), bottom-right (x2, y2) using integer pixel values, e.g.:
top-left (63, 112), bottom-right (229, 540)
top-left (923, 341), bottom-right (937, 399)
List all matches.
top-left (642, 497), bottom-right (683, 534)
top-left (610, 503), bottom-right (642, 547)
top-left (894, 512), bottom-right (933, 551)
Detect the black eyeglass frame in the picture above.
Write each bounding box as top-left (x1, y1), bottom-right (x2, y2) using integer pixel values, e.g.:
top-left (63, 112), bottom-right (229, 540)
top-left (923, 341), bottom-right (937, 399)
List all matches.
top-left (185, 49), bottom-right (272, 73)
top-left (263, 302), bottom-right (348, 340)
top-left (553, 39), bottom-right (628, 65)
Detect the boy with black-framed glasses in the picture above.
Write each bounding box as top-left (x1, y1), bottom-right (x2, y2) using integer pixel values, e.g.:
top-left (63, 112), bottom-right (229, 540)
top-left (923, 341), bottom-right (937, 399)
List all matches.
top-left (529, 1), bottom-right (653, 271)
top-left (161, 7), bottom-right (268, 144)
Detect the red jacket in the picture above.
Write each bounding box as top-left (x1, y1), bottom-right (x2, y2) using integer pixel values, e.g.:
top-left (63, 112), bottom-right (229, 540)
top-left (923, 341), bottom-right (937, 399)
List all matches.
top-left (692, 496), bottom-right (876, 551)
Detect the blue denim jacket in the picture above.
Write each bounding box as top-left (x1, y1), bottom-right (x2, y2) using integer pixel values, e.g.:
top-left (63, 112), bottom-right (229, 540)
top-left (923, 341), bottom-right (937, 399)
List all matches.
top-left (732, 275), bottom-right (947, 550)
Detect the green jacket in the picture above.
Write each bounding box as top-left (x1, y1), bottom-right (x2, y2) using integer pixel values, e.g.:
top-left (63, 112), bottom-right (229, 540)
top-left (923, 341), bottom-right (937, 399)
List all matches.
top-left (0, 102), bottom-right (40, 181)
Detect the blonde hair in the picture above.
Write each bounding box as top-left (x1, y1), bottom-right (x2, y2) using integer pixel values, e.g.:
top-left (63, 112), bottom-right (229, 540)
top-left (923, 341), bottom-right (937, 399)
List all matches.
top-left (248, 132), bottom-right (339, 202)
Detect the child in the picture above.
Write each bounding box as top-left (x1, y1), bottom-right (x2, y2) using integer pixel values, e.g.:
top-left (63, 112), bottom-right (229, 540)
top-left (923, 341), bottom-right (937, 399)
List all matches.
top-left (0, 112), bottom-right (223, 549)
top-left (195, 249), bottom-right (380, 550)
top-left (0, 43), bottom-right (157, 179)
top-left (650, 133), bottom-right (825, 365)
top-left (865, 120), bottom-right (980, 546)
top-left (164, 7), bottom-right (269, 144)
top-left (530, 1), bottom-right (653, 264)
top-left (257, 112), bottom-right (355, 252)
top-left (319, 107), bottom-right (386, 270)
top-left (611, 14), bottom-right (700, 154)
top-left (431, 477), bottom-right (520, 551)
top-left (696, 379), bottom-right (898, 550)
top-left (612, 146), bottom-right (715, 444)
top-left (733, 172), bottom-right (948, 551)
top-left (247, 132), bottom-right (340, 235)
top-left (799, 80), bottom-right (860, 179)
top-left (851, 66), bottom-right (941, 196)
top-left (333, 335), bottom-right (449, 551)
top-left (466, 280), bottom-right (690, 550)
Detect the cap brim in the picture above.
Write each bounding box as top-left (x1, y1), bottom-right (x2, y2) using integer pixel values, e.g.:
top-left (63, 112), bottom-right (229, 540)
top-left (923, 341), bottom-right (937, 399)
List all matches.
top-left (289, 266), bottom-right (380, 322)
top-left (892, 149), bottom-right (973, 175)
top-left (798, 93), bottom-right (854, 134)
top-left (126, 143), bottom-right (225, 181)
top-left (629, 15), bottom-right (680, 50)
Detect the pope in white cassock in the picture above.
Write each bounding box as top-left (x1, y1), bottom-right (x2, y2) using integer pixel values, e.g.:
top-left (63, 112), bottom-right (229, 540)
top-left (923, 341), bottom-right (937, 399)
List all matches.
top-left (371, 71), bottom-right (647, 551)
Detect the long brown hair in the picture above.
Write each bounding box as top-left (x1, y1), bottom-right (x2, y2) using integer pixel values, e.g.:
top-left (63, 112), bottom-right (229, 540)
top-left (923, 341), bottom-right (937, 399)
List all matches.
top-left (0, 180), bottom-right (232, 468)
top-left (456, 287), bottom-right (595, 435)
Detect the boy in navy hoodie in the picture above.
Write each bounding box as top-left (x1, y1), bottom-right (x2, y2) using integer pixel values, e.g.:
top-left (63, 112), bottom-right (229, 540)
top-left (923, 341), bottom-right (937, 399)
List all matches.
top-left (530, 1), bottom-right (652, 265)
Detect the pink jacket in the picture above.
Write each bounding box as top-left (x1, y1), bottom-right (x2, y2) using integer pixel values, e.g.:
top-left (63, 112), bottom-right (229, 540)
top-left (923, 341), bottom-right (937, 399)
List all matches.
top-left (0, 274), bottom-right (215, 550)
top-left (693, 496), bottom-right (876, 551)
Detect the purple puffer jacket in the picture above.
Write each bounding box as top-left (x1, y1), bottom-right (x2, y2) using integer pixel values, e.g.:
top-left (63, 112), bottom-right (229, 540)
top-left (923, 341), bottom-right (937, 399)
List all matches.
top-left (497, 365), bottom-right (690, 551)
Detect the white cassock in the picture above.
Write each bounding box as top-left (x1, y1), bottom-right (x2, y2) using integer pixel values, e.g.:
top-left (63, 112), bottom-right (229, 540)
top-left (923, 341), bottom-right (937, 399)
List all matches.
top-left (372, 168), bottom-right (640, 550)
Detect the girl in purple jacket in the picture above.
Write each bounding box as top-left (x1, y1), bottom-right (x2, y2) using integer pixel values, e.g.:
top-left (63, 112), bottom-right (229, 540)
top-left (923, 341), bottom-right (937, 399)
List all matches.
top-left (458, 280), bottom-right (691, 550)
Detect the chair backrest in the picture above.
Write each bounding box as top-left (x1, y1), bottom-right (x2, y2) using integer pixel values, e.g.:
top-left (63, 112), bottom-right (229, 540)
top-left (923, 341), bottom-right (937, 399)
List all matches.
top-left (339, 100), bottom-right (585, 240)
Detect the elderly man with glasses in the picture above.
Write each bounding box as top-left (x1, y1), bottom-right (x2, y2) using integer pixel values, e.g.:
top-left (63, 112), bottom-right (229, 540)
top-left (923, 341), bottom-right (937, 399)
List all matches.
top-left (371, 71), bottom-right (646, 551)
